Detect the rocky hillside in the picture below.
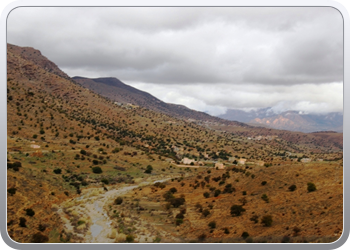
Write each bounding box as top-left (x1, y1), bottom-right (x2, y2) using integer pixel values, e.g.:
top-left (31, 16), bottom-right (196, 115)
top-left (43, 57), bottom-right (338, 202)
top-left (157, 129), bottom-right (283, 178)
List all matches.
top-left (73, 76), bottom-right (247, 127)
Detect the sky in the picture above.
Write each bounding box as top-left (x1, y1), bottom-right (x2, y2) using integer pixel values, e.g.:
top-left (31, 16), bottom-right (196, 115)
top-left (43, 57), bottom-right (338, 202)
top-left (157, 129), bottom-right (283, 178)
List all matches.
top-left (7, 7), bottom-right (343, 116)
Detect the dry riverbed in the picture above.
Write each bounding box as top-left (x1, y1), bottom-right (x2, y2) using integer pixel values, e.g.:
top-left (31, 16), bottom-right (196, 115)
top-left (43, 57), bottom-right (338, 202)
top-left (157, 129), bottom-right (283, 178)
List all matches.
top-left (55, 175), bottom-right (183, 243)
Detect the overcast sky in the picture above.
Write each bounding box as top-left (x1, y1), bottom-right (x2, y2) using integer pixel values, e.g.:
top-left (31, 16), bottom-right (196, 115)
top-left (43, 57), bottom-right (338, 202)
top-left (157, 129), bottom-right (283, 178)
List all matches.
top-left (7, 7), bottom-right (343, 115)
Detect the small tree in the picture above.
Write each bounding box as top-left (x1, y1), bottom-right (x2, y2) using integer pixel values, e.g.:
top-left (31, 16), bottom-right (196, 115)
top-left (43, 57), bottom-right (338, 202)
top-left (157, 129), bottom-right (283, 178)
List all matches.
top-left (169, 187), bottom-right (177, 193)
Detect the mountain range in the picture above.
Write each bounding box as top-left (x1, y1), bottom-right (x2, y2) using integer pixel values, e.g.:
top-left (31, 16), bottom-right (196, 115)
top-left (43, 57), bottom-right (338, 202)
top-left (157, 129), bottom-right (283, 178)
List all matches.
top-left (218, 108), bottom-right (343, 133)
top-left (73, 76), bottom-right (343, 133)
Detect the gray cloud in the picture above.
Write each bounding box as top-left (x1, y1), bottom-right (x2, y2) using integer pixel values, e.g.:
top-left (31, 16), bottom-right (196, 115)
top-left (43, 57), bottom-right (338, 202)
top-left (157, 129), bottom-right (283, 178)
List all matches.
top-left (7, 7), bottom-right (343, 113)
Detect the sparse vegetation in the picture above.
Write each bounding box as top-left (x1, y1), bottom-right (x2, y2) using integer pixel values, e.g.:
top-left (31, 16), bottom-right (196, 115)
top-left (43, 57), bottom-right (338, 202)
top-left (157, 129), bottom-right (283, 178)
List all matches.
top-left (6, 44), bottom-right (343, 244)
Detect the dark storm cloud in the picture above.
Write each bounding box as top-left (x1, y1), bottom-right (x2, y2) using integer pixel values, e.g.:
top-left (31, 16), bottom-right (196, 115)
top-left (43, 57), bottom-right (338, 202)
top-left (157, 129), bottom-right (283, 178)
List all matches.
top-left (7, 7), bottom-right (343, 114)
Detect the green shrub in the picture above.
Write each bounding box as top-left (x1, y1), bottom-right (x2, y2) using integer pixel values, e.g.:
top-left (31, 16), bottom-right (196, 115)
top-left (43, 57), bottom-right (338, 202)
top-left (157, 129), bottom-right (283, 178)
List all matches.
top-left (281, 235), bottom-right (290, 243)
top-left (261, 181), bottom-right (267, 186)
top-left (77, 220), bottom-right (85, 225)
top-left (7, 187), bottom-right (17, 195)
top-left (250, 215), bottom-right (259, 223)
top-left (115, 197), bottom-right (123, 205)
top-left (80, 149), bottom-right (87, 155)
top-left (25, 208), bottom-right (35, 217)
top-left (31, 232), bottom-right (48, 243)
top-left (208, 221), bottom-right (216, 229)
top-left (125, 235), bottom-right (134, 243)
top-left (261, 194), bottom-right (269, 203)
top-left (153, 237), bottom-right (161, 243)
top-left (241, 232), bottom-right (249, 239)
top-left (175, 213), bottom-right (184, 219)
top-left (92, 166), bottom-right (102, 173)
top-left (169, 187), bottom-right (177, 193)
top-left (101, 179), bottom-right (109, 184)
top-left (202, 209), bottom-right (210, 217)
top-left (38, 224), bottom-right (46, 232)
top-left (245, 237), bottom-right (254, 243)
top-left (175, 218), bottom-right (184, 226)
top-left (198, 233), bottom-right (206, 241)
top-left (307, 182), bottom-right (316, 192)
top-left (288, 184), bottom-right (297, 191)
top-left (53, 168), bottom-right (62, 174)
top-left (261, 215), bottom-right (273, 227)
top-left (19, 217), bottom-right (26, 227)
top-left (169, 197), bottom-right (185, 208)
top-left (203, 192), bottom-right (210, 198)
top-left (214, 189), bottom-right (221, 197)
top-left (163, 191), bottom-right (175, 201)
top-left (144, 165), bottom-right (153, 174)
top-left (230, 205), bottom-right (246, 217)
top-left (7, 161), bottom-right (22, 170)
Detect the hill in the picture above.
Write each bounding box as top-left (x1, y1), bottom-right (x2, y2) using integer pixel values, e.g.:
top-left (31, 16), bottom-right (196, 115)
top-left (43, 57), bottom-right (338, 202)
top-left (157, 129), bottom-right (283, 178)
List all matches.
top-left (72, 76), bottom-right (247, 127)
top-left (7, 43), bottom-right (343, 243)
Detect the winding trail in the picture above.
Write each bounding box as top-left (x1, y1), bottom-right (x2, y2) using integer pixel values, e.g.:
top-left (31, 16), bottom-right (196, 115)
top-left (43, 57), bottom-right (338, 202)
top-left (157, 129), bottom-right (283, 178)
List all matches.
top-left (56, 177), bottom-right (174, 243)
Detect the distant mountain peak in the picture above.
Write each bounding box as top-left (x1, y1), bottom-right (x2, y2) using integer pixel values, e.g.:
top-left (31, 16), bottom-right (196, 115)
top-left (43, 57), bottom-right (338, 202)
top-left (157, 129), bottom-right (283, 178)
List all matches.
top-left (218, 108), bottom-right (343, 133)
